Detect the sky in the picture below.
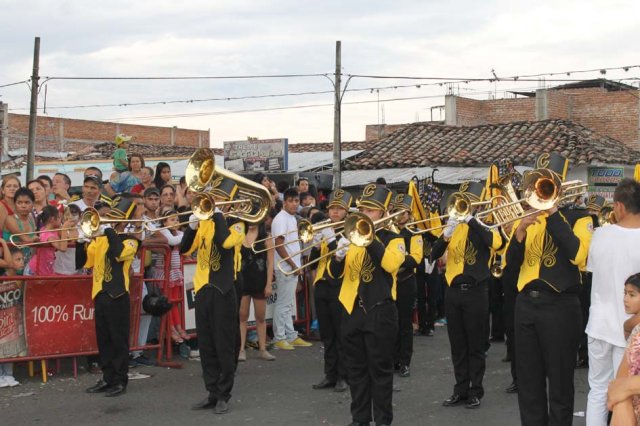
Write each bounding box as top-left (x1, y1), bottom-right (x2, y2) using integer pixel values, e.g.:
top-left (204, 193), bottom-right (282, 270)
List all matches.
top-left (1, 0), bottom-right (639, 148)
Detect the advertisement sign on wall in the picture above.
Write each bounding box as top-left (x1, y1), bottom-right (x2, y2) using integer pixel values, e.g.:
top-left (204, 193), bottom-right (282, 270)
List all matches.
top-left (587, 167), bottom-right (624, 201)
top-left (223, 138), bottom-right (288, 172)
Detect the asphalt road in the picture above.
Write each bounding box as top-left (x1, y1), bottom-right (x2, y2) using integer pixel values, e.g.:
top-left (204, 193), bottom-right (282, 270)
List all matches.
top-left (1, 325), bottom-right (589, 426)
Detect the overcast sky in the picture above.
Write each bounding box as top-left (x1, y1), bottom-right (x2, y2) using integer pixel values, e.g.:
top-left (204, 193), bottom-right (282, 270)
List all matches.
top-left (1, 0), bottom-right (639, 147)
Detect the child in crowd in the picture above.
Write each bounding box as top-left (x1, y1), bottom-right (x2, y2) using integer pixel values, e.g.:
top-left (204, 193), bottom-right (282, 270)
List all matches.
top-left (0, 246), bottom-right (25, 388)
top-left (25, 206), bottom-right (73, 276)
top-left (156, 210), bottom-right (188, 343)
top-left (113, 134), bottom-right (131, 173)
top-left (609, 273), bottom-right (640, 424)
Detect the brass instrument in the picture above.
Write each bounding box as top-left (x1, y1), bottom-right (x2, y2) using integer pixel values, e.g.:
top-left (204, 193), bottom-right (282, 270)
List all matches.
top-left (406, 192), bottom-right (489, 235)
top-left (278, 210), bottom-right (405, 276)
top-left (598, 204), bottom-right (617, 226)
top-left (185, 148), bottom-right (271, 224)
top-left (252, 218), bottom-right (341, 254)
top-left (145, 194), bottom-right (252, 232)
top-left (490, 262), bottom-right (503, 279)
top-left (79, 207), bottom-right (146, 238)
top-left (10, 225), bottom-right (79, 248)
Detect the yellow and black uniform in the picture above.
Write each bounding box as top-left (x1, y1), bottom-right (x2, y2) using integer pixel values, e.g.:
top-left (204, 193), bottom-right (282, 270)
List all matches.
top-left (180, 211), bottom-right (245, 405)
top-left (309, 189), bottom-right (352, 390)
top-left (506, 209), bottom-right (592, 426)
top-left (505, 152), bottom-right (592, 426)
top-left (392, 194), bottom-right (424, 374)
top-left (430, 181), bottom-right (503, 406)
top-left (85, 227), bottom-right (139, 390)
top-left (327, 184), bottom-right (405, 426)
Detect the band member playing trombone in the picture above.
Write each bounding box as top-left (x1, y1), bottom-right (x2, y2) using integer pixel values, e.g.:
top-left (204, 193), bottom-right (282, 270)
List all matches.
top-left (506, 153), bottom-right (592, 426)
top-left (391, 193), bottom-right (423, 378)
top-left (84, 195), bottom-right (141, 398)
top-left (431, 181), bottom-right (503, 410)
top-left (328, 183), bottom-right (405, 426)
top-left (181, 177), bottom-right (246, 414)
top-left (309, 189), bottom-right (352, 392)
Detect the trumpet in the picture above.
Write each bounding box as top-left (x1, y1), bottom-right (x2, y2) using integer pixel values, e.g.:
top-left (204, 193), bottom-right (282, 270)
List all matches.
top-left (598, 204), bottom-right (617, 226)
top-left (145, 194), bottom-right (252, 232)
top-left (185, 148), bottom-right (271, 224)
top-left (277, 210), bottom-right (405, 276)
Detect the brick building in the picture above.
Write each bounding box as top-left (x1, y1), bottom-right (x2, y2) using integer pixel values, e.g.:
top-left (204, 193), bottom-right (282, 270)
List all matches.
top-left (365, 79), bottom-right (640, 151)
top-left (1, 109), bottom-right (209, 157)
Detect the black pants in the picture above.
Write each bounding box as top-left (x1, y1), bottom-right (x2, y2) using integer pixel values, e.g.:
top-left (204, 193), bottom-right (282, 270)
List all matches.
top-left (315, 280), bottom-right (346, 382)
top-left (195, 285), bottom-right (238, 402)
top-left (95, 292), bottom-right (130, 387)
top-left (415, 267), bottom-right (428, 331)
top-left (395, 275), bottom-right (416, 366)
top-left (577, 272), bottom-right (592, 363)
top-left (489, 276), bottom-right (505, 340)
top-left (503, 279), bottom-right (517, 384)
top-left (445, 282), bottom-right (489, 399)
top-left (342, 301), bottom-right (398, 425)
top-left (426, 271), bottom-right (440, 330)
top-left (515, 291), bottom-right (581, 426)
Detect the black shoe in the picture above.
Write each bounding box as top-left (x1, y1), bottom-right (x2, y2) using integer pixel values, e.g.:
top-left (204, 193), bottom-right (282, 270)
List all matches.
top-left (505, 382), bottom-right (518, 394)
top-left (214, 400), bottom-right (229, 414)
top-left (426, 329), bottom-right (434, 337)
top-left (312, 378), bottom-right (336, 390)
top-left (104, 384), bottom-right (126, 397)
top-left (191, 396), bottom-right (217, 410)
top-left (576, 358), bottom-right (588, 369)
top-left (393, 362), bottom-right (400, 371)
top-left (490, 335), bottom-right (504, 342)
top-left (334, 379), bottom-right (348, 392)
top-left (442, 394), bottom-right (467, 407)
top-left (465, 396), bottom-right (481, 409)
top-left (399, 365), bottom-right (410, 377)
top-left (86, 380), bottom-right (111, 393)
top-left (501, 354), bottom-right (512, 363)
top-left (347, 422), bottom-right (369, 426)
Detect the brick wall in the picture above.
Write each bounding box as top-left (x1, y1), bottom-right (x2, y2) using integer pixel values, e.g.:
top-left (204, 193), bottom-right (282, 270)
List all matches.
top-left (451, 87), bottom-right (640, 150)
top-left (365, 123), bottom-right (407, 142)
top-left (6, 113), bottom-right (209, 154)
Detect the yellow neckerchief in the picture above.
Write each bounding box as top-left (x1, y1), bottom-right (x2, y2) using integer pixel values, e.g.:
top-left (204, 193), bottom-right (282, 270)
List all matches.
top-left (445, 223), bottom-right (471, 284)
top-left (338, 245), bottom-right (368, 313)
top-left (183, 219), bottom-right (215, 294)
top-left (313, 239), bottom-right (330, 285)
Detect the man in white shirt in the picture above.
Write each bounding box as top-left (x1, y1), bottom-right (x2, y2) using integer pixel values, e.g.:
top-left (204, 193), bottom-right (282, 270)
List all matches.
top-left (586, 178), bottom-right (640, 426)
top-left (271, 188), bottom-right (312, 350)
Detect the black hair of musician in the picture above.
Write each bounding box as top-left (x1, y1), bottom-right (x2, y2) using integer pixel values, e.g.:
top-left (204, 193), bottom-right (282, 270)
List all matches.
top-left (626, 273), bottom-right (640, 292)
top-left (14, 187), bottom-right (35, 203)
top-left (614, 178), bottom-right (640, 214)
top-left (37, 205), bottom-right (60, 229)
top-left (283, 188), bottom-right (299, 202)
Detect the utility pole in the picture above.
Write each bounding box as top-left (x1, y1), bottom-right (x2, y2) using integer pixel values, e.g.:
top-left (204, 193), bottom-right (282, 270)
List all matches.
top-left (27, 37), bottom-right (40, 181)
top-left (332, 41), bottom-right (342, 189)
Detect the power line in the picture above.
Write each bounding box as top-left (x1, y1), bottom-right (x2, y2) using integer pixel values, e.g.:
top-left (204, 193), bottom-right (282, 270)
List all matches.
top-left (0, 80), bottom-right (30, 89)
top-left (41, 73), bottom-right (330, 82)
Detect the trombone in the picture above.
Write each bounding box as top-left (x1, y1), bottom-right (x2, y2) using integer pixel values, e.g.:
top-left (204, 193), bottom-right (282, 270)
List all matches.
top-left (10, 226), bottom-right (79, 248)
top-left (252, 218), bottom-right (342, 254)
top-left (406, 192), bottom-right (489, 235)
top-left (277, 210), bottom-right (405, 276)
top-left (79, 207), bottom-right (146, 238)
top-left (185, 148), bottom-right (271, 224)
top-left (144, 193), bottom-right (252, 232)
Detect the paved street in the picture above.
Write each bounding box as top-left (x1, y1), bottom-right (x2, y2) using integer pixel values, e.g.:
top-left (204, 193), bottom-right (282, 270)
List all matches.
top-left (1, 325), bottom-right (589, 425)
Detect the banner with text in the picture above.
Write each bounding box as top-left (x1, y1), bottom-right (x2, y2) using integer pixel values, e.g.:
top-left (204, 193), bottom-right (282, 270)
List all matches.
top-left (587, 167), bottom-right (624, 201)
top-left (223, 138), bottom-right (288, 172)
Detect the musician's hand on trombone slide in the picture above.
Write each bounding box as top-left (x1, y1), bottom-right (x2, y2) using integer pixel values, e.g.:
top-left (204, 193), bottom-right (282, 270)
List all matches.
top-left (335, 237), bottom-right (350, 261)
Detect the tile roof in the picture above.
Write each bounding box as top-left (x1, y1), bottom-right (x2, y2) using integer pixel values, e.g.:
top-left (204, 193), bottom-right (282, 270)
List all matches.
top-left (64, 142), bottom-right (211, 161)
top-left (343, 119), bottom-right (640, 170)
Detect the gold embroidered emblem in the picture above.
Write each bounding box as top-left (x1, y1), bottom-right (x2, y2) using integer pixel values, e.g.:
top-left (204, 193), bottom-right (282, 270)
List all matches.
top-left (362, 184), bottom-right (376, 197)
top-left (350, 250), bottom-right (374, 283)
top-left (333, 189), bottom-right (345, 200)
top-left (210, 244), bottom-right (222, 271)
top-left (210, 175), bottom-right (224, 188)
top-left (452, 239), bottom-right (477, 265)
top-left (459, 182), bottom-right (469, 193)
top-left (527, 230), bottom-right (557, 268)
top-left (588, 195), bottom-right (596, 204)
top-left (104, 259), bottom-right (113, 282)
top-left (536, 153), bottom-right (550, 169)
top-left (395, 194), bottom-right (405, 204)
top-left (464, 243), bottom-right (477, 265)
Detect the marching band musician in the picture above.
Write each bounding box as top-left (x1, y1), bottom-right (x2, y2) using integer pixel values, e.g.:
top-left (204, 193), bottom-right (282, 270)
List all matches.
top-left (506, 153), bottom-right (592, 426)
top-left (180, 177), bottom-right (246, 415)
top-left (430, 181), bottom-right (503, 410)
top-left (84, 195), bottom-right (141, 398)
top-left (391, 193), bottom-right (423, 378)
top-left (309, 189), bottom-right (352, 393)
top-left (328, 183), bottom-right (405, 426)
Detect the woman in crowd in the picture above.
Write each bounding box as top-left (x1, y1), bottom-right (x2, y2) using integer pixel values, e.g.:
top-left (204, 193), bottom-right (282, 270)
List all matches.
top-left (238, 209), bottom-right (276, 362)
top-left (27, 179), bottom-right (47, 224)
top-left (160, 184), bottom-right (177, 211)
top-left (132, 166), bottom-right (155, 194)
top-left (106, 153), bottom-right (146, 195)
top-left (0, 175), bottom-right (21, 231)
top-left (154, 162), bottom-right (172, 189)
